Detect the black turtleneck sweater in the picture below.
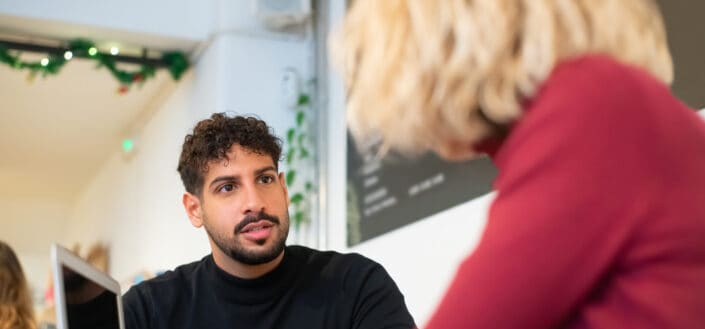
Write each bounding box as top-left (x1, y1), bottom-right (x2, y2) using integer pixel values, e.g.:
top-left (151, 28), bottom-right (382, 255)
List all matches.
top-left (122, 246), bottom-right (415, 329)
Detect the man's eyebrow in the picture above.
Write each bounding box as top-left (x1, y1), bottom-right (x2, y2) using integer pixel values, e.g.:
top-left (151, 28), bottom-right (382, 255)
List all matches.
top-left (208, 175), bottom-right (240, 189)
top-left (255, 166), bottom-right (277, 176)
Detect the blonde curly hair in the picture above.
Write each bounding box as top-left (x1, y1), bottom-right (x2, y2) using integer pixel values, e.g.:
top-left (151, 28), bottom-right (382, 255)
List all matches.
top-left (333, 0), bottom-right (673, 157)
top-left (0, 241), bottom-right (36, 329)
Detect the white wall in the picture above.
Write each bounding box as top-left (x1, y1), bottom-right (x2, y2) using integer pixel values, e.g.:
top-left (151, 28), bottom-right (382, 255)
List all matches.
top-left (64, 69), bottom-right (205, 283)
top-left (320, 2), bottom-right (493, 326)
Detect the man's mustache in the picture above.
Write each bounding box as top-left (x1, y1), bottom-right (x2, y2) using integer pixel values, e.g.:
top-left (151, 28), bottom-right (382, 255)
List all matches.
top-left (234, 211), bottom-right (280, 233)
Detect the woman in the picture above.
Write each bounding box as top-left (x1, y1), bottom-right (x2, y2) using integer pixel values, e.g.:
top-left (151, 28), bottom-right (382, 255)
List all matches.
top-left (0, 241), bottom-right (36, 329)
top-left (334, 0), bottom-right (705, 328)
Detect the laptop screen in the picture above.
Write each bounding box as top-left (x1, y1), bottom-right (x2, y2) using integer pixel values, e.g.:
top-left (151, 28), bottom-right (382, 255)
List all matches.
top-left (60, 262), bottom-right (120, 329)
top-left (51, 244), bottom-right (125, 329)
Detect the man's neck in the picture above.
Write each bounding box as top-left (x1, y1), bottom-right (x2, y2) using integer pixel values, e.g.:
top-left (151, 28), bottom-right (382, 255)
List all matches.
top-left (210, 247), bottom-right (285, 279)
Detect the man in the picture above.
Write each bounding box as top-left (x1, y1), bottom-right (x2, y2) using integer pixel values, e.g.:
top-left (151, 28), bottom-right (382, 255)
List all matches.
top-left (122, 113), bottom-right (415, 329)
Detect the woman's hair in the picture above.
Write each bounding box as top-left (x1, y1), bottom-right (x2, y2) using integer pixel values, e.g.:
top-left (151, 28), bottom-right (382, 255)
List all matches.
top-left (333, 0), bottom-right (673, 155)
top-left (0, 241), bottom-right (36, 329)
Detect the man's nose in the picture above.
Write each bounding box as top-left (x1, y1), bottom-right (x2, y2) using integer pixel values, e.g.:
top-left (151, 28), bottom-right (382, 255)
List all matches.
top-left (242, 186), bottom-right (265, 214)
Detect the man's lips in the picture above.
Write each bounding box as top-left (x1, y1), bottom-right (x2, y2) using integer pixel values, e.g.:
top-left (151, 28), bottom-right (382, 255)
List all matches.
top-left (240, 220), bottom-right (275, 241)
top-left (239, 220), bottom-right (275, 233)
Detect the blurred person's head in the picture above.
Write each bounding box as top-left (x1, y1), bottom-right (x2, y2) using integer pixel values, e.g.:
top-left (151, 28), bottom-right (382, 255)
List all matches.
top-left (334, 0), bottom-right (673, 160)
top-left (0, 241), bottom-right (36, 329)
top-left (178, 113), bottom-right (290, 271)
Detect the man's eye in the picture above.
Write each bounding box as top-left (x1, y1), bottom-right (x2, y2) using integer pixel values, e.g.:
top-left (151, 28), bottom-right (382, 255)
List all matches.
top-left (218, 184), bottom-right (234, 192)
top-left (259, 175), bottom-right (274, 184)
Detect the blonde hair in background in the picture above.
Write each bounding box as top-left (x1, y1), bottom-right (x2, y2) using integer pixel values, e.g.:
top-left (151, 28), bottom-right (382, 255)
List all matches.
top-left (0, 241), bottom-right (36, 329)
top-left (84, 243), bottom-right (109, 274)
top-left (333, 0), bottom-right (673, 156)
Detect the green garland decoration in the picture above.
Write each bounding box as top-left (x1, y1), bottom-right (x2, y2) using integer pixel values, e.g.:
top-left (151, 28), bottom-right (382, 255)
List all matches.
top-left (0, 38), bottom-right (189, 93)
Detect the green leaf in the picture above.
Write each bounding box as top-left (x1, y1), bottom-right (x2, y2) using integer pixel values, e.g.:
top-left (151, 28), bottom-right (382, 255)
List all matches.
top-left (297, 133), bottom-right (306, 147)
top-left (296, 110), bottom-right (305, 126)
top-left (286, 128), bottom-right (295, 143)
top-left (294, 211), bottom-right (304, 226)
top-left (286, 149), bottom-right (295, 164)
top-left (305, 182), bottom-right (312, 191)
top-left (68, 39), bottom-right (95, 53)
top-left (162, 51), bottom-right (189, 80)
top-left (290, 192), bottom-right (304, 204)
top-left (286, 171), bottom-right (296, 186)
top-left (300, 149), bottom-right (309, 159)
top-left (297, 94), bottom-right (310, 106)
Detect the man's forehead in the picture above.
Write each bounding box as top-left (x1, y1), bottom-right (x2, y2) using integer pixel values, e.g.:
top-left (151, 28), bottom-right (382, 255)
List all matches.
top-left (223, 145), bottom-right (273, 164)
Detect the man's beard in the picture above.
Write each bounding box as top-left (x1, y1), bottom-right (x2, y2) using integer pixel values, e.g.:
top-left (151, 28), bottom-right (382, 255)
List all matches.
top-left (204, 211), bottom-right (289, 265)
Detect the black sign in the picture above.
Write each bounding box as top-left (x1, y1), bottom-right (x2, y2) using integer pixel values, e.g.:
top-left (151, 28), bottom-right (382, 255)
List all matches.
top-left (346, 132), bottom-right (497, 246)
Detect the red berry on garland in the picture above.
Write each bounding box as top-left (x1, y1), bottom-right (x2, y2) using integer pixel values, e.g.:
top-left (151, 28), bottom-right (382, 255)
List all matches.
top-left (133, 74), bottom-right (143, 82)
top-left (117, 85), bottom-right (129, 94)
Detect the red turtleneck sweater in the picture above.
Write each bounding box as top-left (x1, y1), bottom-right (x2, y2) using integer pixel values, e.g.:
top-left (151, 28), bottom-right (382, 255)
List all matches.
top-left (425, 55), bottom-right (705, 329)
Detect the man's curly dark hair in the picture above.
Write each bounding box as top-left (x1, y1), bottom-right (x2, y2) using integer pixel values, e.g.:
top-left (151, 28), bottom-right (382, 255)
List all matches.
top-left (177, 113), bottom-right (282, 196)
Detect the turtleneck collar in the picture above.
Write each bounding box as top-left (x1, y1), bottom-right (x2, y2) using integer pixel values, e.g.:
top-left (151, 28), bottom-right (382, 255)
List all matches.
top-left (205, 247), bottom-right (298, 304)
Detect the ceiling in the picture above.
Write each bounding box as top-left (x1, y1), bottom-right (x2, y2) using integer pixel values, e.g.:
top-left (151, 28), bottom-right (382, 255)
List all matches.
top-left (0, 55), bottom-right (177, 201)
top-left (0, 14), bottom-right (198, 203)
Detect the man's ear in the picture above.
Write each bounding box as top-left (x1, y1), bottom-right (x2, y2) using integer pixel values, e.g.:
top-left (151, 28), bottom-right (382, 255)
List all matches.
top-left (279, 172), bottom-right (290, 207)
top-left (183, 192), bottom-right (204, 228)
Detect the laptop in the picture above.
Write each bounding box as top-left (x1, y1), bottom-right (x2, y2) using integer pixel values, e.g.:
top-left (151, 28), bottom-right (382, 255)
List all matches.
top-left (50, 244), bottom-right (125, 329)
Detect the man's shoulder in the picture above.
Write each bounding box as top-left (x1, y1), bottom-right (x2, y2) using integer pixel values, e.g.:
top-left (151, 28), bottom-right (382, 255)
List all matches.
top-left (285, 246), bottom-right (414, 327)
top-left (124, 255), bottom-right (210, 296)
top-left (122, 256), bottom-right (214, 327)
top-left (286, 245), bottom-right (383, 285)
top-left (288, 245), bottom-right (378, 268)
